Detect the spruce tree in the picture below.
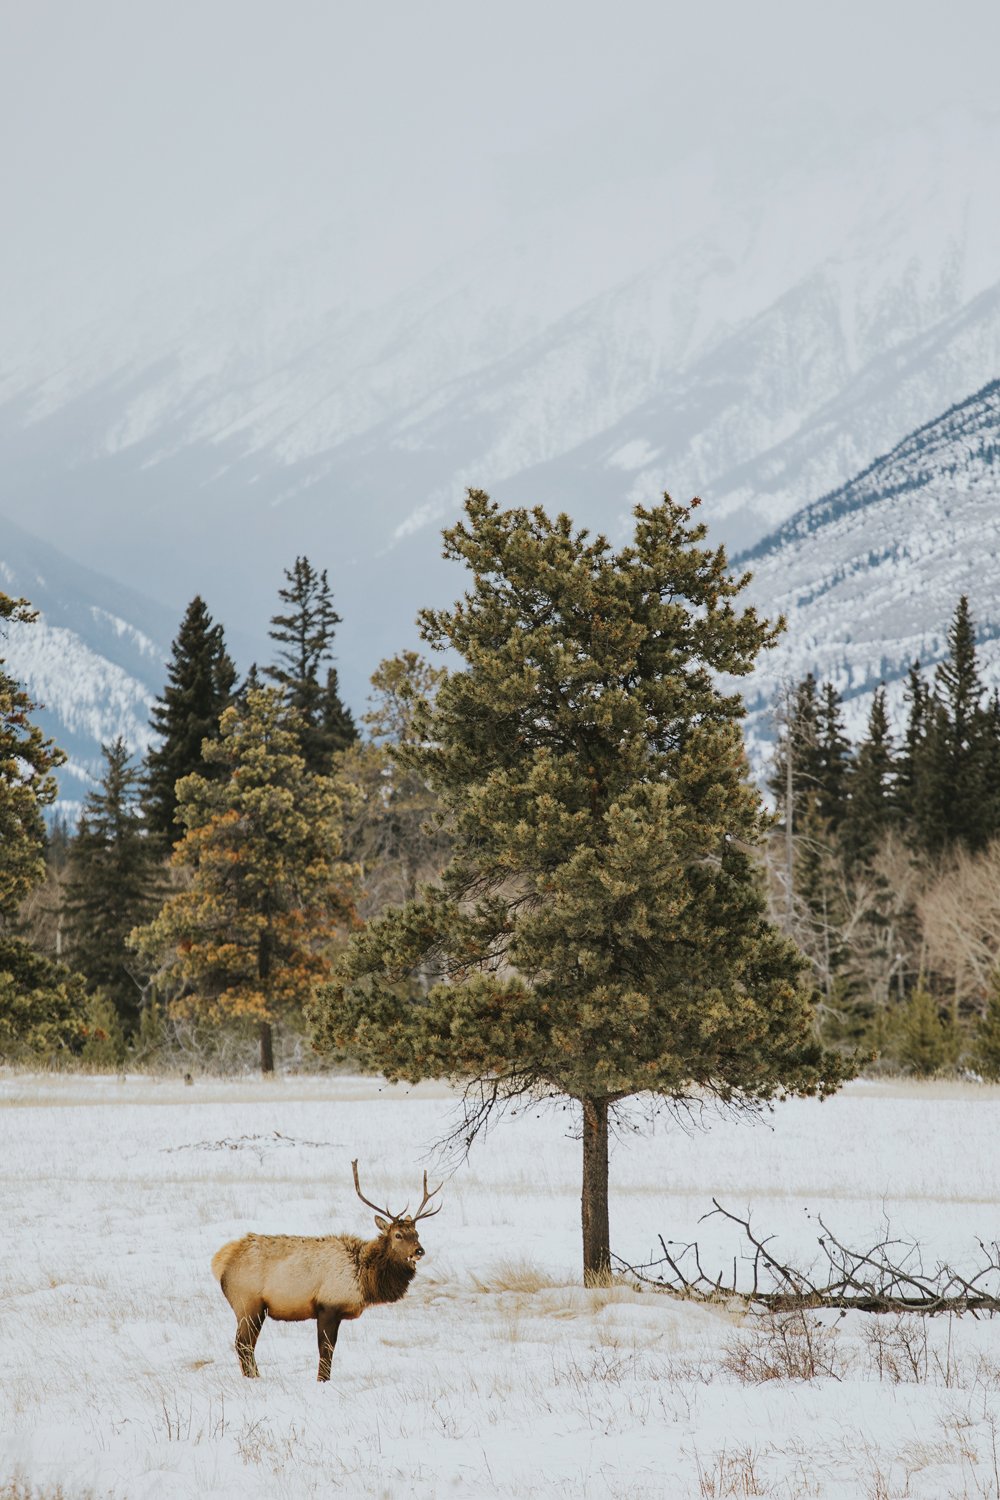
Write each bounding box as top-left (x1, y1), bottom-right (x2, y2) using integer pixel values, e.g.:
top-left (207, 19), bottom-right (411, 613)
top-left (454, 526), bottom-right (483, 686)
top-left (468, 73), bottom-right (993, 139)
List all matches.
top-left (841, 688), bottom-right (896, 865)
top-left (319, 667), bottom-right (357, 759)
top-left (131, 687), bottom-right (356, 1074)
top-left (63, 738), bottom-right (163, 1037)
top-left (981, 691), bottom-right (1000, 842)
top-left (144, 596), bottom-right (236, 845)
top-left (931, 595), bottom-right (988, 851)
top-left (906, 598), bottom-right (991, 856)
top-left (893, 986), bottom-right (957, 1077)
top-left (313, 492), bottom-right (849, 1277)
top-left (815, 682), bottom-right (851, 830)
top-left (0, 592), bottom-right (88, 1054)
top-left (896, 661), bottom-right (929, 827)
top-left (769, 675), bottom-right (847, 994)
top-left (264, 557), bottom-right (356, 772)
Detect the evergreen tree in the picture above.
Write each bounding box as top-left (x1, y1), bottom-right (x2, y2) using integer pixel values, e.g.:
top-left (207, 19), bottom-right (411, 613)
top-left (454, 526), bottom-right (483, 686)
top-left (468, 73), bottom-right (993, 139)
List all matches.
top-left (907, 599), bottom-right (991, 855)
top-left (815, 682), bottom-right (851, 830)
top-left (235, 662), bottom-right (263, 705)
top-left (981, 691), bottom-right (1000, 841)
top-left (63, 738), bottom-right (164, 1037)
top-left (144, 596), bottom-right (236, 845)
top-left (0, 940), bottom-right (90, 1057)
top-left (319, 667), bottom-right (357, 759)
top-left (893, 986), bottom-right (958, 1077)
top-left (930, 595), bottom-right (989, 851)
top-left (841, 688), bottom-right (896, 865)
top-left (0, 595), bottom-right (65, 914)
top-left (769, 675), bottom-right (846, 987)
top-left (895, 661), bottom-right (929, 826)
top-left (131, 687), bottom-right (356, 1074)
top-left (264, 557), bottom-right (356, 772)
top-left (0, 592), bottom-right (88, 1054)
top-left (313, 492), bottom-right (849, 1277)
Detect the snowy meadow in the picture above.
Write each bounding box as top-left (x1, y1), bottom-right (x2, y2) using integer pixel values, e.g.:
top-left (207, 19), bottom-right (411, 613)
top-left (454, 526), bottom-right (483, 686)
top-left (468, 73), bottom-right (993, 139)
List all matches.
top-left (4, 1074), bottom-right (1000, 1498)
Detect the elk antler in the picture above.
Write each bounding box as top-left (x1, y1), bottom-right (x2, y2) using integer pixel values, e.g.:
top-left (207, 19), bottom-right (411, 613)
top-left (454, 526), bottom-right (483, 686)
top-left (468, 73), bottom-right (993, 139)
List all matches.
top-left (413, 1169), bottom-right (444, 1221)
top-left (352, 1160), bottom-right (398, 1221)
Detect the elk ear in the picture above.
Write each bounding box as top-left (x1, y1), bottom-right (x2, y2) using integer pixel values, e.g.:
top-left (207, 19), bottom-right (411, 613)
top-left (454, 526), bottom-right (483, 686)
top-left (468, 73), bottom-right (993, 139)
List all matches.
top-left (374, 1215), bottom-right (390, 1233)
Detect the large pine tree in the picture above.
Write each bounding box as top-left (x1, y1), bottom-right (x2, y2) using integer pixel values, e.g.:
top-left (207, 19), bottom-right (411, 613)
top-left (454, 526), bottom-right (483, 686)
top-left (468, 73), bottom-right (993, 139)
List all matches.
top-left (131, 687), bottom-right (356, 1073)
top-left (313, 492), bottom-right (848, 1277)
top-left (144, 596), bottom-right (236, 845)
top-left (63, 738), bottom-right (164, 1037)
top-left (264, 557), bottom-right (356, 772)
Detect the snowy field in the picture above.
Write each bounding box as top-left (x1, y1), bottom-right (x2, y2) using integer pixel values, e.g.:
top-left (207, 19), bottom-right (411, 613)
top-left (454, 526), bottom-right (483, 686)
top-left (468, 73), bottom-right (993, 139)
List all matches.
top-left (5, 1074), bottom-right (1000, 1498)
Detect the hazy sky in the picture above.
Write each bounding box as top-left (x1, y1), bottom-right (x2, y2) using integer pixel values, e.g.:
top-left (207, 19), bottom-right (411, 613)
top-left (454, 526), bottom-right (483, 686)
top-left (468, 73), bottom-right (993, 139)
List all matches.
top-left (4, 0), bottom-right (999, 332)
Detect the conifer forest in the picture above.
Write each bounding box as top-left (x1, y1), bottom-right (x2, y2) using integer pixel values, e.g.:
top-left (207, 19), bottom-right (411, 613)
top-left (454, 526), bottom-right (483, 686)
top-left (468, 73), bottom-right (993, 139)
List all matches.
top-left (6, 493), bottom-right (1000, 1288)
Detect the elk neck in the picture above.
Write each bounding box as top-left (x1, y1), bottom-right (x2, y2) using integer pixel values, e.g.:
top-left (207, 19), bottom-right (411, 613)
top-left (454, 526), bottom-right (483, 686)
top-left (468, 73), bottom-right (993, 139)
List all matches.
top-left (356, 1234), bottom-right (416, 1306)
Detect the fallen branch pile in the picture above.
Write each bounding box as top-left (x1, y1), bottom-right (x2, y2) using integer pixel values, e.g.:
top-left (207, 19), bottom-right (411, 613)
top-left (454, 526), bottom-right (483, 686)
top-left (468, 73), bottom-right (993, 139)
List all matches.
top-left (163, 1130), bottom-right (340, 1164)
top-left (614, 1199), bottom-right (1000, 1316)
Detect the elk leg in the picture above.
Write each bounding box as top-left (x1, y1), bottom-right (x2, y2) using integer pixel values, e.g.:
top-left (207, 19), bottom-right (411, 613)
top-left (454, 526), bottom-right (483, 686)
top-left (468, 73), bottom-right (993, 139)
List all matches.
top-left (235, 1305), bottom-right (265, 1378)
top-left (316, 1307), bottom-right (342, 1382)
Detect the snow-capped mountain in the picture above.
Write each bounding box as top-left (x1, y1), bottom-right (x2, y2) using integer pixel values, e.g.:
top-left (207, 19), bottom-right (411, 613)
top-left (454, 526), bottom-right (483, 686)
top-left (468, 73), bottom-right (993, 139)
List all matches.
top-left (739, 378), bottom-right (1000, 757)
top-left (0, 513), bottom-right (174, 807)
top-left (2, 111), bottom-right (999, 710)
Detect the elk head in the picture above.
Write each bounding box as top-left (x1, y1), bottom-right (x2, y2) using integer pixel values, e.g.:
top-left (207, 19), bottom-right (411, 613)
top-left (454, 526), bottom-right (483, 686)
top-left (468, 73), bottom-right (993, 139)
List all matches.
top-left (352, 1159), bottom-right (443, 1268)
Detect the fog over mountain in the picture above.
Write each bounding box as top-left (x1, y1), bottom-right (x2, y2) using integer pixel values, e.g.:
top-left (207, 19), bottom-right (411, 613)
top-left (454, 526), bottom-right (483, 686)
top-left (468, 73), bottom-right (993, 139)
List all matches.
top-left (1, 0), bottom-right (999, 773)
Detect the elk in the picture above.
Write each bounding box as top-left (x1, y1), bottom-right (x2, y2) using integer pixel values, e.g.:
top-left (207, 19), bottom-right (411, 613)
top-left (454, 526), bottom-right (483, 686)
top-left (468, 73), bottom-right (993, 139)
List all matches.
top-left (211, 1160), bottom-right (442, 1380)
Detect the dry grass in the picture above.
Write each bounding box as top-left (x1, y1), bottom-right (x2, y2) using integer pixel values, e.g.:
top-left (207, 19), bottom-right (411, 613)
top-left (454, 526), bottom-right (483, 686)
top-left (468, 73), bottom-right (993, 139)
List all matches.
top-left (722, 1311), bottom-right (847, 1383)
top-left (467, 1258), bottom-right (564, 1294)
top-left (0, 1481), bottom-right (111, 1500)
top-left (693, 1445), bottom-right (769, 1497)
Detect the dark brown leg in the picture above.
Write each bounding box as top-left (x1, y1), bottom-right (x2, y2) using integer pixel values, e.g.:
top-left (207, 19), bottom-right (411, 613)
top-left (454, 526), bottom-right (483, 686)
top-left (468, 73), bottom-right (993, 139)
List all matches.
top-left (316, 1307), bottom-right (342, 1382)
top-left (235, 1306), bottom-right (265, 1377)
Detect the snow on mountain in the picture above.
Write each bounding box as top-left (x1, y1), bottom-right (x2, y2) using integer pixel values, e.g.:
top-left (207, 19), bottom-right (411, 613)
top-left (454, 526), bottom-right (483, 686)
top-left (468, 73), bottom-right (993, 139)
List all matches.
top-left (738, 378), bottom-right (1000, 762)
top-left (2, 111), bottom-right (999, 715)
top-left (0, 513), bottom-right (174, 807)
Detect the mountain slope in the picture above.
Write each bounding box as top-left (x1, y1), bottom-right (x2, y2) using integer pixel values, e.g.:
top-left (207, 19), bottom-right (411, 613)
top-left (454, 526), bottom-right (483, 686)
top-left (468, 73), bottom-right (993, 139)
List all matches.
top-left (738, 379), bottom-right (1000, 756)
top-left (0, 514), bottom-right (174, 805)
top-left (1, 112), bottom-right (999, 708)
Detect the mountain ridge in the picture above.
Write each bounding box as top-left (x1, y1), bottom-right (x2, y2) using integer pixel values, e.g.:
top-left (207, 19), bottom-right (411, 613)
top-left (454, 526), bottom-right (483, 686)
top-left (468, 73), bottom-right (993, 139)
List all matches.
top-left (738, 376), bottom-right (1000, 761)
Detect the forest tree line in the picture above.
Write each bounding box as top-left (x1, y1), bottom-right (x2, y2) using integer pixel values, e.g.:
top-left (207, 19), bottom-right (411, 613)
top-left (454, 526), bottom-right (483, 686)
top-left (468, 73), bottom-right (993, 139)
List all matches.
top-left (3, 517), bottom-right (1000, 1090)
top-left (5, 492), bottom-right (858, 1276)
top-left (3, 557), bottom-right (449, 1072)
top-left (768, 594), bottom-right (1000, 1075)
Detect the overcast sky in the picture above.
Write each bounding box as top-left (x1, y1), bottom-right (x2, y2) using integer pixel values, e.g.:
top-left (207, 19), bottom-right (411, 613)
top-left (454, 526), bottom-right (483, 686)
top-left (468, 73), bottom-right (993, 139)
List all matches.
top-left (3, 0), bottom-right (999, 335)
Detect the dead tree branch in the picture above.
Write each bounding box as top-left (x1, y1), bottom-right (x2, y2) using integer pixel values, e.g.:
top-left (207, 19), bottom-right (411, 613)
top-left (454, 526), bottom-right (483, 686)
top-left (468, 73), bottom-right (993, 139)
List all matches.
top-left (613, 1200), bottom-right (1000, 1316)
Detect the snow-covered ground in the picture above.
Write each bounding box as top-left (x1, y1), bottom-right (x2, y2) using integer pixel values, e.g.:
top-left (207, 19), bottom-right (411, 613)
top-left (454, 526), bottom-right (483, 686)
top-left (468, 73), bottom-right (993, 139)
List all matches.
top-left (4, 1072), bottom-right (1000, 1498)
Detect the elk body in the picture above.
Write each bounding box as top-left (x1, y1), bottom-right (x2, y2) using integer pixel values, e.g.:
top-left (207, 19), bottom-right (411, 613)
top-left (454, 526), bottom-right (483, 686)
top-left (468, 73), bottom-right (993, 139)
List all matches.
top-left (211, 1161), bottom-right (442, 1380)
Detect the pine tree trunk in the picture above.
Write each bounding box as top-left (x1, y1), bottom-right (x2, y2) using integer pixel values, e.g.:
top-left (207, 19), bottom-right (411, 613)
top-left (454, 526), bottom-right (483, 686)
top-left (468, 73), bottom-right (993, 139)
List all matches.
top-left (581, 1096), bottom-right (610, 1282)
top-left (259, 1020), bottom-right (274, 1075)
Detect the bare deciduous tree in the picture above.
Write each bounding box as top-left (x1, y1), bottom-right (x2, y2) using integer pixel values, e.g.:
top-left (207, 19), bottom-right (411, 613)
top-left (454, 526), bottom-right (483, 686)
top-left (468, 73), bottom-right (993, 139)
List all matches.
top-left (920, 837), bottom-right (1000, 1011)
